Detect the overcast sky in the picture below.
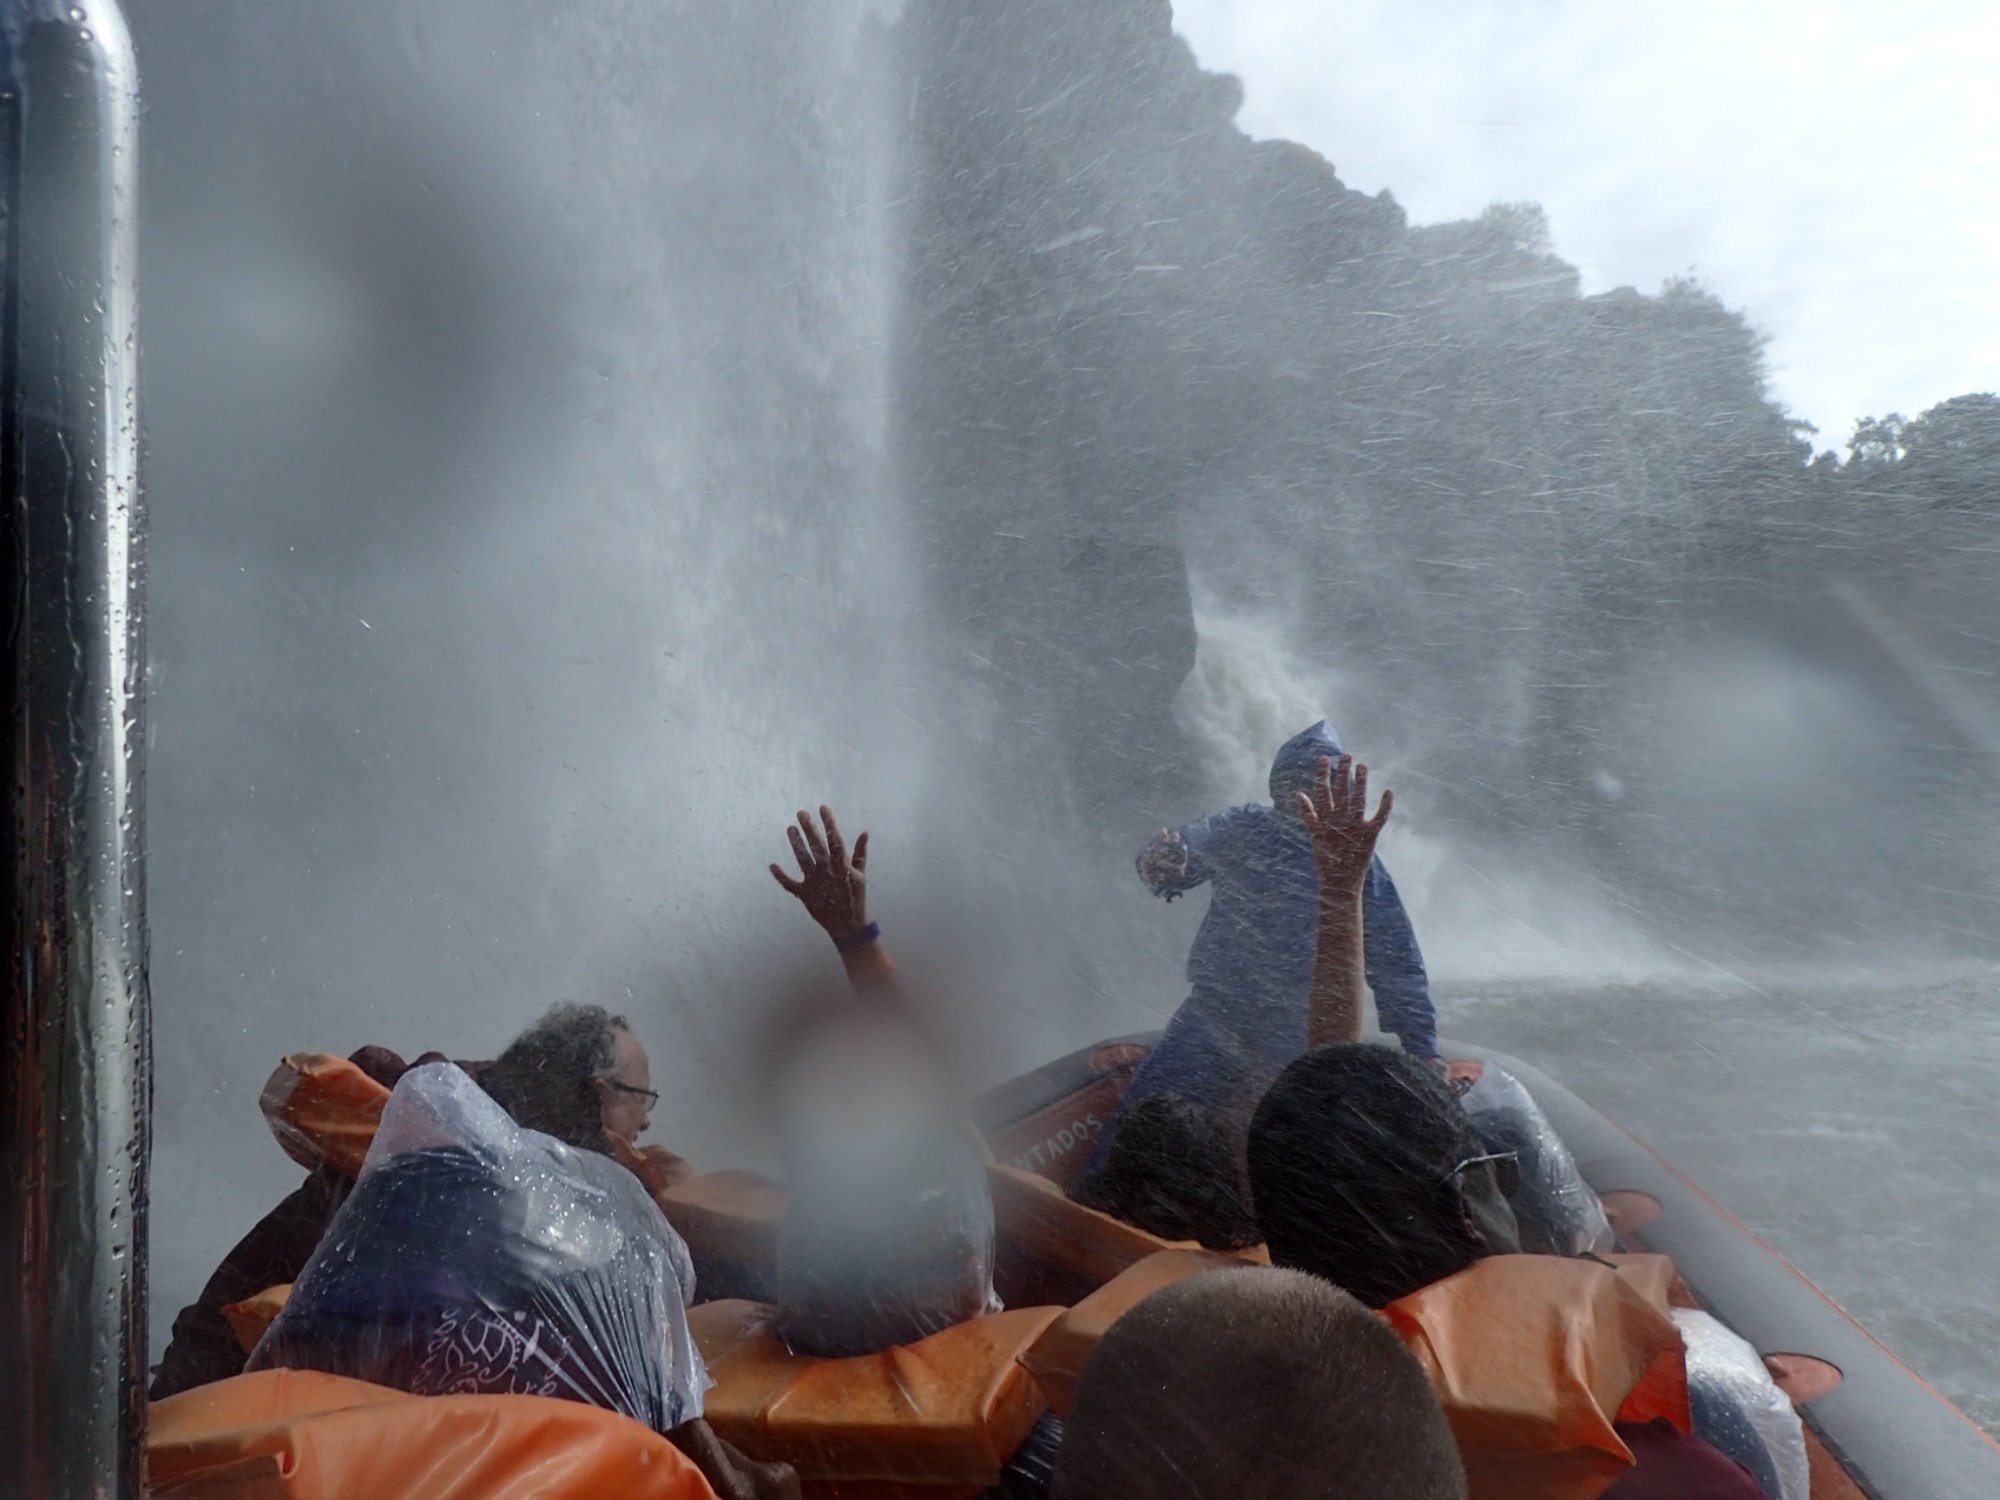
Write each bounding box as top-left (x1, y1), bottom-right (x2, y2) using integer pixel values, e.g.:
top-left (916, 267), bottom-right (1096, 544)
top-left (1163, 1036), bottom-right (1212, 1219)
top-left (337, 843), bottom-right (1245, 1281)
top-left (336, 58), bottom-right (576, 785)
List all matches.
top-left (1170, 0), bottom-right (2000, 449)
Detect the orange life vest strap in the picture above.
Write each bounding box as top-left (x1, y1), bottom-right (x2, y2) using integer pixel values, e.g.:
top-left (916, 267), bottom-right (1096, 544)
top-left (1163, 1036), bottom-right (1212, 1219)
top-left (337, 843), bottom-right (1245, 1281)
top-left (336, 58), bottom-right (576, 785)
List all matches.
top-left (690, 1299), bottom-right (1062, 1488)
top-left (148, 1368), bottom-right (720, 1500)
top-left (1381, 1252), bottom-right (1688, 1500)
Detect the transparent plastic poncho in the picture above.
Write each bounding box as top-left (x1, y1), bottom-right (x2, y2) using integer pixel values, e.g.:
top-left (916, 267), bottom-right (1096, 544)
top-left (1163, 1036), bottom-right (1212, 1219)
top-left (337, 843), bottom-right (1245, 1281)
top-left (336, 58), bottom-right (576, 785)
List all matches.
top-left (249, 1063), bottom-right (708, 1431)
top-left (1460, 1065), bottom-right (1615, 1257)
top-left (1675, 1308), bottom-right (1810, 1500)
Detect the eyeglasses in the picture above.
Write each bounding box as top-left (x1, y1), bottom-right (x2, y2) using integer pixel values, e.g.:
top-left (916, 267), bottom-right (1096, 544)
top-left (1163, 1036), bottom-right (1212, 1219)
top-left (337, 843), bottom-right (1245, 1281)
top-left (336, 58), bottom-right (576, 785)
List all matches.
top-left (1441, 1149), bottom-right (1517, 1184)
top-left (604, 1080), bottom-right (660, 1108)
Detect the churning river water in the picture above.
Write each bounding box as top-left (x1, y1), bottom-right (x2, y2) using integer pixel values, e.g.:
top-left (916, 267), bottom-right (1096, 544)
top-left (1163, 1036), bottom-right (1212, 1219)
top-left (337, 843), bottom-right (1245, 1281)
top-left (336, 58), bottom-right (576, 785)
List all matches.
top-left (1435, 967), bottom-right (2000, 1438)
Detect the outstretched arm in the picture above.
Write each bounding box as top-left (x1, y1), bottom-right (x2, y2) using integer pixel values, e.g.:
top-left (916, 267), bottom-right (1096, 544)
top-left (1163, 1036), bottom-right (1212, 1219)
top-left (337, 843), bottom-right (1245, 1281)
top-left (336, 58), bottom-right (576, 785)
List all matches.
top-left (768, 805), bottom-right (992, 1163)
top-left (1137, 827), bottom-right (1193, 896)
top-left (1360, 863), bottom-right (1440, 1060)
top-left (1297, 754), bottom-right (1394, 1051)
top-left (1136, 811), bottom-right (1231, 899)
top-left (770, 804), bottom-right (910, 1013)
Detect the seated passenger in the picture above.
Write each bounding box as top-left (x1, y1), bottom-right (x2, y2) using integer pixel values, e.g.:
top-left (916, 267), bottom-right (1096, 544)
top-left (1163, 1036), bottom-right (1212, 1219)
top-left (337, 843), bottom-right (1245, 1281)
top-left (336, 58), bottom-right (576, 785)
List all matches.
top-left (150, 1045), bottom-right (413, 1400)
top-left (768, 806), bottom-right (1062, 1497)
top-left (1241, 760), bottom-right (1764, 1499)
top-left (766, 804), bottom-right (998, 1357)
top-left (1455, 1061), bottom-right (1614, 1257)
top-left (1066, 749), bottom-right (1392, 1241)
top-left (245, 1059), bottom-right (797, 1500)
top-left (1051, 1265), bottom-right (1467, 1500)
top-left (1079, 739), bottom-right (1611, 1258)
top-left (149, 1007), bottom-right (687, 1401)
top-left (249, 1061), bottom-right (704, 1424)
top-left (1062, 1092), bottom-right (1260, 1252)
top-left (1102, 720), bottom-right (1438, 1163)
top-left (1250, 1043), bottom-right (1522, 1307)
top-left (479, 1001), bottom-right (692, 1190)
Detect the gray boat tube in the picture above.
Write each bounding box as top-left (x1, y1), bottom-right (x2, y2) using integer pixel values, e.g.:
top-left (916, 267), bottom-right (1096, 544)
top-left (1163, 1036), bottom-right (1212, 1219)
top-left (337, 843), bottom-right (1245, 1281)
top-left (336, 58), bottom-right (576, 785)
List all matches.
top-left (1437, 1039), bottom-right (2000, 1500)
top-left (0, 3), bottom-right (149, 1497)
top-left (978, 1033), bottom-right (2000, 1499)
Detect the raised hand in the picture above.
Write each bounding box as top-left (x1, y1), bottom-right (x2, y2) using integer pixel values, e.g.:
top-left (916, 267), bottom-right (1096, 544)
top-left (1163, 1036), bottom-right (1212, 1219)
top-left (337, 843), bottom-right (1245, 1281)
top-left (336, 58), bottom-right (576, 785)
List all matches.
top-left (1296, 754), bottom-right (1392, 894)
top-left (769, 805), bottom-right (871, 940)
top-left (1138, 827), bottom-right (1190, 889)
top-left (1300, 754), bottom-right (1391, 1050)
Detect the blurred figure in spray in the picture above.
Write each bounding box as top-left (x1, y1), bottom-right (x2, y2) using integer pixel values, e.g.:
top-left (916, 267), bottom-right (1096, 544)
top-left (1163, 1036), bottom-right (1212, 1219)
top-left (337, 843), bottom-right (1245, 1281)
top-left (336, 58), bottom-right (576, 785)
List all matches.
top-left (1109, 721), bottom-right (1437, 1148)
top-left (766, 806), bottom-right (999, 1356)
top-left (770, 807), bottom-right (1061, 1494)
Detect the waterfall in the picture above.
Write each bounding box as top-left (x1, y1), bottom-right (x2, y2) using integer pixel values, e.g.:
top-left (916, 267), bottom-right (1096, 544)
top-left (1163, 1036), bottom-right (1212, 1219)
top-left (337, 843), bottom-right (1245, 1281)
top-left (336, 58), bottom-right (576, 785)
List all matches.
top-left (137, 0), bottom-right (926, 1358)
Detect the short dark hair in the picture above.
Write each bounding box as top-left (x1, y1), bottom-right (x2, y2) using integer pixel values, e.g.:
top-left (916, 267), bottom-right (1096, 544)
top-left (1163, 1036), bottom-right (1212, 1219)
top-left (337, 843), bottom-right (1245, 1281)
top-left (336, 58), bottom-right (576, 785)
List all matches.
top-left (1066, 1093), bottom-right (1261, 1251)
top-left (1052, 1266), bottom-right (1466, 1500)
top-left (478, 1003), bottom-right (629, 1155)
top-left (1247, 1044), bottom-right (1490, 1307)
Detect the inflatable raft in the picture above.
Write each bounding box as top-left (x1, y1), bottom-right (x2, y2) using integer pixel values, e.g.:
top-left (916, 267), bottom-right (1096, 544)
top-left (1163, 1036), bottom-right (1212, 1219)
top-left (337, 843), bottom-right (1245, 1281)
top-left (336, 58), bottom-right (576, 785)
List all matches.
top-left (974, 1032), bottom-right (2000, 1500)
top-left (152, 1032), bottom-right (2000, 1499)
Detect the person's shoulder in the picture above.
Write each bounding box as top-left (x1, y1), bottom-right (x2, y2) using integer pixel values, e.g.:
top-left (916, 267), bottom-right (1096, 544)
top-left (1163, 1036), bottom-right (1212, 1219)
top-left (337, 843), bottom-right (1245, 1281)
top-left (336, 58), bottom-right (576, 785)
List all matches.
top-left (1212, 802), bottom-right (1285, 853)
top-left (1208, 801), bottom-right (1275, 832)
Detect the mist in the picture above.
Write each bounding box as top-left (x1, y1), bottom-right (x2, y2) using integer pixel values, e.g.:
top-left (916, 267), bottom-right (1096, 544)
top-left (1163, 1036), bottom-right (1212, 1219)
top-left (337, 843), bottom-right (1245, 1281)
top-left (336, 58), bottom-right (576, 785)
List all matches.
top-left (131, 0), bottom-right (1996, 1425)
top-left (136, 0), bottom-right (933, 1352)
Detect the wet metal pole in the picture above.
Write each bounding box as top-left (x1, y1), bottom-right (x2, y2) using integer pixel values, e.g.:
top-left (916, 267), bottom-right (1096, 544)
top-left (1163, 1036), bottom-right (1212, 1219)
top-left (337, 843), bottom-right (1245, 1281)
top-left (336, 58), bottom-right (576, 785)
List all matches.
top-left (0, 2), bottom-right (147, 1498)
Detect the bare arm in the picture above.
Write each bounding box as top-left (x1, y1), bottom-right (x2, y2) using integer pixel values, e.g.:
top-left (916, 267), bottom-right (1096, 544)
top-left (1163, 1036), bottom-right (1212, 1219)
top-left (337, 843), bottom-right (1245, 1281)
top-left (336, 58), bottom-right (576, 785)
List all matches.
top-left (1297, 754), bottom-right (1394, 1051)
top-left (769, 804), bottom-right (913, 1014)
top-left (768, 805), bottom-right (992, 1161)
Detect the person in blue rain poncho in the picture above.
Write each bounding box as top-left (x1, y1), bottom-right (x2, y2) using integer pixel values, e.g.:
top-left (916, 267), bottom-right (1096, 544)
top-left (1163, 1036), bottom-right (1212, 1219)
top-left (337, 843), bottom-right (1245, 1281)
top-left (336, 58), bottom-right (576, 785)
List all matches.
top-left (1104, 721), bottom-right (1439, 1152)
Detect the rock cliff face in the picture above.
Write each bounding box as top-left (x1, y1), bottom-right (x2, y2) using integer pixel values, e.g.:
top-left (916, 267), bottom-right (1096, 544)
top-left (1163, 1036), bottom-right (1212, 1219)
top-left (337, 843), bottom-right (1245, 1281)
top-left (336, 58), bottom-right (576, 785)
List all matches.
top-left (893, 0), bottom-right (1224, 830)
top-left (892, 0), bottom-right (1998, 952)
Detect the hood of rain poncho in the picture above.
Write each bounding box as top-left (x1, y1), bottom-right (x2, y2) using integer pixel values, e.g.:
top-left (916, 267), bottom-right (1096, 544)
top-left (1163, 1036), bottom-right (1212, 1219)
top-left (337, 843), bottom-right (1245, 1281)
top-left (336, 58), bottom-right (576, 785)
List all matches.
top-left (1267, 719), bottom-right (1345, 811)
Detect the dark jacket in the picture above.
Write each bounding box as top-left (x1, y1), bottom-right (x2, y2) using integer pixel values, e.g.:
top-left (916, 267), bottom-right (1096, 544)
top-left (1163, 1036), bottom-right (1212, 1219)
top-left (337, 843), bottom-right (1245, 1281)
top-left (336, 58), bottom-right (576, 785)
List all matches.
top-left (1140, 720), bottom-right (1438, 1060)
top-left (148, 1045), bottom-right (420, 1400)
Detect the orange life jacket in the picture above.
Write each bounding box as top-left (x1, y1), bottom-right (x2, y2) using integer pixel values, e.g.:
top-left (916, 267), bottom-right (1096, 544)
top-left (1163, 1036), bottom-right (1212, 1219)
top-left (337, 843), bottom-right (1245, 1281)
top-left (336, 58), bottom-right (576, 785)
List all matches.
top-left (1019, 1248), bottom-right (1249, 1418)
top-left (1381, 1253), bottom-right (1692, 1500)
top-left (1021, 1247), bottom-right (1690, 1500)
top-left (689, 1298), bottom-right (1062, 1499)
top-left (221, 1284), bottom-right (294, 1355)
top-left (148, 1368), bottom-right (720, 1500)
top-left (984, 1161), bottom-right (1267, 1290)
top-left (259, 1054), bottom-right (391, 1179)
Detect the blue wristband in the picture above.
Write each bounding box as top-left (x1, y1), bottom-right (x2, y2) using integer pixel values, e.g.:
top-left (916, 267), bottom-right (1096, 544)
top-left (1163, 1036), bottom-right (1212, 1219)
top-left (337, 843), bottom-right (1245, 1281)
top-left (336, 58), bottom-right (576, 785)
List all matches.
top-left (834, 920), bottom-right (881, 953)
